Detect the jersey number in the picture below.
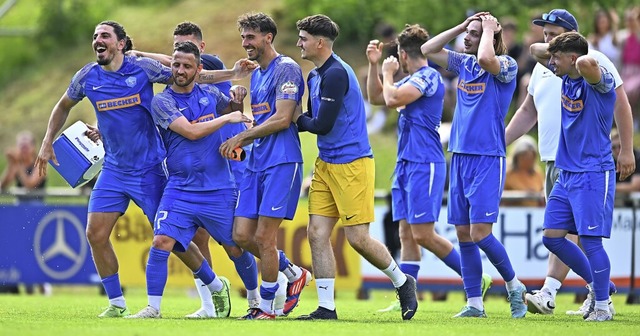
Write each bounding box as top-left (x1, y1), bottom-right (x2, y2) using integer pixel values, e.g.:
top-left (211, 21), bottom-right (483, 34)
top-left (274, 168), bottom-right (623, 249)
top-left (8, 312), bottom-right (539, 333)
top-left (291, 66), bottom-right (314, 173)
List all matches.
top-left (155, 210), bottom-right (168, 230)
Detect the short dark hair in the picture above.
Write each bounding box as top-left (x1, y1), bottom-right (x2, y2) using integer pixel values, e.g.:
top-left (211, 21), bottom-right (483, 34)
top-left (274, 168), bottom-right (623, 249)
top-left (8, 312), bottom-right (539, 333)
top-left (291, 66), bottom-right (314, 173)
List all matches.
top-left (548, 32), bottom-right (588, 56)
top-left (397, 24), bottom-right (429, 58)
top-left (98, 20), bottom-right (133, 53)
top-left (174, 21), bottom-right (203, 41)
top-left (237, 12), bottom-right (277, 40)
top-left (174, 41), bottom-right (201, 64)
top-left (296, 14), bottom-right (340, 41)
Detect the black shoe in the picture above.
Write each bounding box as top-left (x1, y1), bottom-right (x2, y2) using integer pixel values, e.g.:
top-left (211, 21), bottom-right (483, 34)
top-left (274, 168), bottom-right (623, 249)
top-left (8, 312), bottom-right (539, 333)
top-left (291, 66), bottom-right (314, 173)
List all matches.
top-left (397, 274), bottom-right (418, 320)
top-left (296, 307), bottom-right (338, 320)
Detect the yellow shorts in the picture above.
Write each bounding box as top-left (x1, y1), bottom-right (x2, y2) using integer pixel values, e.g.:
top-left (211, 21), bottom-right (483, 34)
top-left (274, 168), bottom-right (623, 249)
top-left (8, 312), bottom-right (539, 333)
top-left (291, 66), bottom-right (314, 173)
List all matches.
top-left (308, 156), bottom-right (375, 226)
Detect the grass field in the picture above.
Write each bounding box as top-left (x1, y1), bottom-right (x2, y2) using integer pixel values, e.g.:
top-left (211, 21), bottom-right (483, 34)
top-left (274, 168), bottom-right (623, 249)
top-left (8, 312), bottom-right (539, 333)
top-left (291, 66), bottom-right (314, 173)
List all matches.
top-left (1, 287), bottom-right (638, 336)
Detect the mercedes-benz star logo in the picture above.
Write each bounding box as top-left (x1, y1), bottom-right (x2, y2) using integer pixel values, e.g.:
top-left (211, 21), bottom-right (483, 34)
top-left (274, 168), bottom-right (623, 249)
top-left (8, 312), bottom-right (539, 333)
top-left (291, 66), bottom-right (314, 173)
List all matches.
top-left (34, 210), bottom-right (87, 280)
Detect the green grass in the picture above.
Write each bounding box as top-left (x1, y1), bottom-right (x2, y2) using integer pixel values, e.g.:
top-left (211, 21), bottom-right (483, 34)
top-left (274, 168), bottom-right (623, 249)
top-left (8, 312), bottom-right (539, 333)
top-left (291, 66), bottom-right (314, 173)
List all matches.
top-left (0, 287), bottom-right (637, 336)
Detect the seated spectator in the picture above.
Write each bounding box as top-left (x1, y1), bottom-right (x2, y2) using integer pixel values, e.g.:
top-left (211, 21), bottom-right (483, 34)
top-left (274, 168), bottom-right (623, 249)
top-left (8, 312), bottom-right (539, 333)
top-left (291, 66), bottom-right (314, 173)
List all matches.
top-left (503, 135), bottom-right (544, 206)
top-left (1, 131), bottom-right (46, 203)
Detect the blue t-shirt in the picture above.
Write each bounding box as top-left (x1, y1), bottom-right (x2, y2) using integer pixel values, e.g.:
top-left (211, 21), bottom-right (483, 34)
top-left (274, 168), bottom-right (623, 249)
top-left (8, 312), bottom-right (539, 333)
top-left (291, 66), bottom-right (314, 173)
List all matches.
top-left (299, 53), bottom-right (372, 163)
top-left (248, 55), bottom-right (304, 171)
top-left (446, 52), bottom-right (517, 157)
top-left (201, 53), bottom-right (250, 182)
top-left (556, 68), bottom-right (616, 172)
top-left (151, 84), bottom-right (235, 192)
top-left (395, 66), bottom-right (445, 163)
top-left (67, 55), bottom-right (171, 172)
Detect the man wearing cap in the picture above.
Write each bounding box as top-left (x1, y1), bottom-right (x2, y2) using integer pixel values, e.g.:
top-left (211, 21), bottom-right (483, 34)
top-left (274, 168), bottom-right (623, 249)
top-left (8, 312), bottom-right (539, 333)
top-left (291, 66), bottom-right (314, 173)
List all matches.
top-left (505, 9), bottom-right (635, 315)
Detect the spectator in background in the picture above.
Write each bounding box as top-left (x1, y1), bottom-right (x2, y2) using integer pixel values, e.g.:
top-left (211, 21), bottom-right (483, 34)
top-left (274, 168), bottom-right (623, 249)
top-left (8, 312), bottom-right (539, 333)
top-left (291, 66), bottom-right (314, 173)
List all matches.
top-left (1, 131), bottom-right (47, 203)
top-left (611, 128), bottom-right (640, 196)
top-left (0, 130), bottom-right (50, 295)
top-left (503, 135), bottom-right (544, 207)
top-left (589, 9), bottom-right (621, 69)
top-left (620, 6), bottom-right (640, 128)
top-left (515, 15), bottom-right (545, 106)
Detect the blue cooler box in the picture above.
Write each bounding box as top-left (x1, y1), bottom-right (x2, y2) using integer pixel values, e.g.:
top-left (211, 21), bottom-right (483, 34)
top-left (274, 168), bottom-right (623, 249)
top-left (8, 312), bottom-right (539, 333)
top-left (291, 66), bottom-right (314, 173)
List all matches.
top-left (51, 121), bottom-right (105, 188)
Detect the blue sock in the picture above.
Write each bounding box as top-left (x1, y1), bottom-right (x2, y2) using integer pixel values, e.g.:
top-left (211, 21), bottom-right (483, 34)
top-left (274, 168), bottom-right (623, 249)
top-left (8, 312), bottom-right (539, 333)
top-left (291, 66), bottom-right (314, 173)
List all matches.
top-left (542, 236), bottom-right (593, 283)
top-left (193, 259), bottom-right (216, 285)
top-left (581, 236), bottom-right (611, 301)
top-left (476, 234), bottom-right (515, 282)
top-left (146, 247), bottom-right (170, 296)
top-left (400, 262), bottom-right (420, 281)
top-left (441, 248), bottom-right (462, 276)
top-left (609, 280), bottom-right (617, 295)
top-left (459, 241), bottom-right (482, 298)
top-left (260, 282), bottom-right (279, 301)
top-left (230, 251), bottom-right (259, 290)
top-left (278, 250), bottom-right (290, 272)
top-left (101, 273), bottom-right (123, 299)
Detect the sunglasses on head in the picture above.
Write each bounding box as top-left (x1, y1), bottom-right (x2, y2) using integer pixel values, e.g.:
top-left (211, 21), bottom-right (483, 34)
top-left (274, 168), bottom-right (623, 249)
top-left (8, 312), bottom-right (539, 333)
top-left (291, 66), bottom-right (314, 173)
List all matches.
top-left (543, 13), bottom-right (576, 30)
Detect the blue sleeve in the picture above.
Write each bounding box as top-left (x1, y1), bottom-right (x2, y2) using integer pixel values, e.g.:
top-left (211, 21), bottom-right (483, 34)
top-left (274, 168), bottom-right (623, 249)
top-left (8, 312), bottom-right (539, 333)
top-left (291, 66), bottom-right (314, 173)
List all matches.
top-left (151, 92), bottom-right (182, 130)
top-left (131, 55), bottom-right (172, 83)
top-left (406, 68), bottom-right (441, 97)
top-left (592, 66), bottom-right (615, 93)
top-left (446, 51), bottom-right (465, 76)
top-left (494, 55), bottom-right (518, 83)
top-left (296, 68), bottom-right (346, 135)
top-left (202, 84), bottom-right (231, 115)
top-left (66, 63), bottom-right (95, 101)
top-left (274, 60), bottom-right (304, 102)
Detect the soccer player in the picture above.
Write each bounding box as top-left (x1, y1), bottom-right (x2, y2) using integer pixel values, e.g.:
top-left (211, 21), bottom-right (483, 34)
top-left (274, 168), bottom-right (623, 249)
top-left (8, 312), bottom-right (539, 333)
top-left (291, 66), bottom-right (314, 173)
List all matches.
top-left (34, 21), bottom-right (253, 318)
top-left (219, 12), bottom-right (310, 320)
top-left (132, 21), bottom-right (261, 318)
top-left (292, 15), bottom-right (418, 321)
top-left (126, 41), bottom-right (251, 319)
top-left (537, 31), bottom-right (617, 322)
top-left (421, 12), bottom-right (527, 318)
top-left (366, 24), bottom-right (492, 313)
top-left (506, 9), bottom-right (635, 315)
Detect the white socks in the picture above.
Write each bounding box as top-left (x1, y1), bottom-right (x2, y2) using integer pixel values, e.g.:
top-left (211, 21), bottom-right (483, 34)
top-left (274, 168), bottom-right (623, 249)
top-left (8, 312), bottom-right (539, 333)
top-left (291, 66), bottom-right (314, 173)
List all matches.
top-left (316, 278), bottom-right (336, 310)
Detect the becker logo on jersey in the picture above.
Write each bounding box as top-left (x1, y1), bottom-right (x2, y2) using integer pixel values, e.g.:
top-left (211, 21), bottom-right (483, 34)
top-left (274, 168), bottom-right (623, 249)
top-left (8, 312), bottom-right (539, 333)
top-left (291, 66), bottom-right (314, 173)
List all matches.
top-left (561, 94), bottom-right (584, 113)
top-left (457, 80), bottom-right (486, 94)
top-left (96, 94), bottom-right (141, 112)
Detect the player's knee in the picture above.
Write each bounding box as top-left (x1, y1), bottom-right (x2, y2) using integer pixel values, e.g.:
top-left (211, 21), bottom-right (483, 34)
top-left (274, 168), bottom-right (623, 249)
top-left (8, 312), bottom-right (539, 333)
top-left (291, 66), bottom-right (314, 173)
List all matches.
top-left (345, 231), bottom-right (368, 251)
top-left (85, 225), bottom-right (110, 246)
top-left (232, 229), bottom-right (251, 248)
top-left (152, 235), bottom-right (175, 251)
top-left (542, 236), bottom-right (564, 254)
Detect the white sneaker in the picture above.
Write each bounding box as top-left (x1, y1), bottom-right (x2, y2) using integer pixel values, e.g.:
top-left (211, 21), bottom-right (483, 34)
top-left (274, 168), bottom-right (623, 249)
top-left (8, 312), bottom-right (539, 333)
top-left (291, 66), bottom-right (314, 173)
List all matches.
top-left (567, 286), bottom-right (593, 316)
top-left (525, 289), bottom-right (555, 314)
top-left (584, 308), bottom-right (613, 322)
top-left (185, 307), bottom-right (215, 319)
top-left (125, 306), bottom-right (161, 319)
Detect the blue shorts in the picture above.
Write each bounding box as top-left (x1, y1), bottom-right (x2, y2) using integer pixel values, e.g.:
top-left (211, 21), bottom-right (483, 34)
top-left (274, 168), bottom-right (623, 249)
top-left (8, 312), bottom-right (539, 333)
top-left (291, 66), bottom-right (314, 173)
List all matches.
top-left (154, 189), bottom-right (237, 252)
top-left (392, 161), bottom-right (445, 224)
top-left (235, 163), bottom-right (302, 220)
top-left (544, 170), bottom-right (614, 238)
top-left (447, 153), bottom-right (506, 225)
top-left (88, 164), bottom-right (166, 224)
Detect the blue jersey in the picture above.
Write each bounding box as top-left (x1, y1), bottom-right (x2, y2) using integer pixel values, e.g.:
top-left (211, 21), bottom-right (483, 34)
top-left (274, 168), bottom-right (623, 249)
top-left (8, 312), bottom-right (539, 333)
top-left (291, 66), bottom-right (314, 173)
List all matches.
top-left (446, 52), bottom-right (517, 156)
top-left (556, 68), bottom-right (616, 172)
top-left (200, 53), bottom-right (251, 183)
top-left (151, 84), bottom-right (235, 192)
top-left (248, 55), bottom-right (304, 171)
top-left (67, 55), bottom-right (171, 171)
top-left (304, 53), bottom-right (372, 163)
top-left (396, 66), bottom-right (445, 163)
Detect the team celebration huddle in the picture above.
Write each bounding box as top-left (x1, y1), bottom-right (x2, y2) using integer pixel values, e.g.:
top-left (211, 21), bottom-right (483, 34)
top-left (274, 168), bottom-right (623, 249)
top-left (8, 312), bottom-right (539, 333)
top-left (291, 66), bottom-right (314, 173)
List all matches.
top-left (33, 7), bottom-right (634, 323)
